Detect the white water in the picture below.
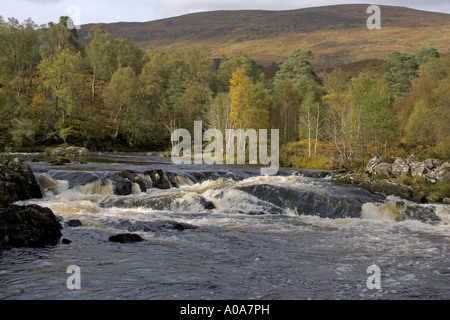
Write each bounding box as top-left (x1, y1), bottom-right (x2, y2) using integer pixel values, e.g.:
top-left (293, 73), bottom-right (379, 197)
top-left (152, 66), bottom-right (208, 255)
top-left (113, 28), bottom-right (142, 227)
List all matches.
top-left (0, 154), bottom-right (449, 300)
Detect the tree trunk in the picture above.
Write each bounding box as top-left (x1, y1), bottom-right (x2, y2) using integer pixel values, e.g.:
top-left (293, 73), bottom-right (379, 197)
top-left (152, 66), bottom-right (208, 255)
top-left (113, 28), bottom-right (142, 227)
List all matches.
top-left (92, 63), bottom-right (96, 102)
top-left (314, 103), bottom-right (320, 156)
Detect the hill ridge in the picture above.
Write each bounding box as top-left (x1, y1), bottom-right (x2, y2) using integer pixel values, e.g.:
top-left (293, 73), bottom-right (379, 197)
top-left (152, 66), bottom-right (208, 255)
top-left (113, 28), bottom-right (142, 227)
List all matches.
top-left (80, 4), bottom-right (450, 67)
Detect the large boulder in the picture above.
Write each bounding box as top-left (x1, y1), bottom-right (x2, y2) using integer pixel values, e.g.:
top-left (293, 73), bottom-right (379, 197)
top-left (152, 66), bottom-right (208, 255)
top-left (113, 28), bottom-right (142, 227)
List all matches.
top-left (144, 169), bottom-right (171, 189)
top-left (391, 157), bottom-right (410, 177)
top-left (365, 156), bottom-right (380, 175)
top-left (118, 170), bottom-right (149, 192)
top-left (108, 233), bottom-right (144, 243)
top-left (410, 161), bottom-right (428, 178)
top-left (102, 173), bottom-right (134, 196)
top-left (372, 163), bottom-right (394, 178)
top-left (406, 155), bottom-right (420, 165)
top-left (423, 159), bottom-right (442, 170)
top-left (430, 162), bottom-right (450, 181)
top-left (0, 204), bottom-right (62, 247)
top-left (0, 158), bottom-right (43, 205)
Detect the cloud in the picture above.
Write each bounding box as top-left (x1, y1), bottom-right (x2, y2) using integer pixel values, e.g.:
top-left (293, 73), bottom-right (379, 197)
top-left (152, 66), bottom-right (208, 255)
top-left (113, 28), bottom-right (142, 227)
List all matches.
top-left (21, 0), bottom-right (62, 3)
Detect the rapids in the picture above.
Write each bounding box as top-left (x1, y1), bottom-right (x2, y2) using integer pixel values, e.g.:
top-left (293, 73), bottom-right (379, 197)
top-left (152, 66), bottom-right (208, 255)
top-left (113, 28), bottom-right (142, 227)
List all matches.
top-left (0, 152), bottom-right (448, 300)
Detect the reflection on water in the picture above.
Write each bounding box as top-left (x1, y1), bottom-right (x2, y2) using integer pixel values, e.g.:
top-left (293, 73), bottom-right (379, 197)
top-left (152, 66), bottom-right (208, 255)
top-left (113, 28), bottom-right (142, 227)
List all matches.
top-left (0, 153), bottom-right (449, 300)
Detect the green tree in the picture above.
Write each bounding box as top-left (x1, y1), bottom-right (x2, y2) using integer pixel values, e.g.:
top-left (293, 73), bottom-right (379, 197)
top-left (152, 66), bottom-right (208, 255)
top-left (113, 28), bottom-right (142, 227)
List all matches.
top-left (273, 79), bottom-right (299, 144)
top-left (115, 37), bottom-right (145, 75)
top-left (87, 24), bottom-right (118, 101)
top-left (298, 80), bottom-right (324, 157)
top-left (406, 54), bottom-right (450, 158)
top-left (103, 67), bottom-right (140, 140)
top-left (216, 52), bottom-right (253, 92)
top-left (39, 48), bottom-right (83, 131)
top-left (0, 17), bottom-right (38, 94)
top-left (382, 51), bottom-right (418, 100)
top-left (274, 48), bottom-right (320, 85)
top-left (414, 47), bottom-right (439, 66)
top-left (323, 68), bottom-right (354, 165)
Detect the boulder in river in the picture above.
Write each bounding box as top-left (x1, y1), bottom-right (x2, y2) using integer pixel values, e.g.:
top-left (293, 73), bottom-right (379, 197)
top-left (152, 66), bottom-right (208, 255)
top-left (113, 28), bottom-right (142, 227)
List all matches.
top-left (0, 158), bottom-right (43, 205)
top-left (0, 204), bottom-right (62, 247)
top-left (108, 233), bottom-right (144, 243)
top-left (144, 169), bottom-right (171, 189)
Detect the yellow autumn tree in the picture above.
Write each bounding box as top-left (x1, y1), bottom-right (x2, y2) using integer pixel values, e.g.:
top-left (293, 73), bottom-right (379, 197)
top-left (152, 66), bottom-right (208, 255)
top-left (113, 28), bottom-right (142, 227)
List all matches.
top-left (228, 67), bottom-right (254, 130)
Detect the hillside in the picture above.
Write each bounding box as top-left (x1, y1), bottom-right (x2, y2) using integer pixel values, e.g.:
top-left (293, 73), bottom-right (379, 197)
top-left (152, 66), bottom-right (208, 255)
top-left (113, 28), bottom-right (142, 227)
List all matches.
top-left (80, 4), bottom-right (450, 67)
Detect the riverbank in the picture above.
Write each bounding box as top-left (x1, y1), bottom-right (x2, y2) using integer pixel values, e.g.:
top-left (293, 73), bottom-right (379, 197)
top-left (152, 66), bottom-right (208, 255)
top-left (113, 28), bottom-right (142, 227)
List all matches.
top-left (331, 156), bottom-right (450, 204)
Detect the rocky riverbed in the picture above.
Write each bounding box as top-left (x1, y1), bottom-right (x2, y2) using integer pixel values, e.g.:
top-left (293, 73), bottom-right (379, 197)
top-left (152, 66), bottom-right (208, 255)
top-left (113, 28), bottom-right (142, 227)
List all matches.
top-left (332, 155), bottom-right (450, 204)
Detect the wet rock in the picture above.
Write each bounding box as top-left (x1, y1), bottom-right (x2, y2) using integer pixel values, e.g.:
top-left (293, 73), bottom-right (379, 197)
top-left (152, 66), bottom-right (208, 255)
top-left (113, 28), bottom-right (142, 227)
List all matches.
top-left (49, 147), bottom-right (90, 157)
top-left (47, 171), bottom-right (101, 189)
top-left (62, 238), bottom-right (72, 244)
top-left (144, 169), bottom-right (171, 189)
top-left (49, 157), bottom-right (71, 165)
top-left (331, 173), bottom-right (419, 203)
top-left (391, 157), bottom-right (410, 177)
top-left (102, 173), bottom-right (133, 196)
top-left (108, 233), bottom-right (144, 243)
top-left (66, 219), bottom-right (83, 227)
top-left (395, 201), bottom-right (441, 224)
top-left (111, 219), bottom-right (199, 233)
top-left (200, 199), bottom-right (216, 210)
top-left (331, 173), bottom-right (366, 185)
top-left (0, 204), bottom-right (62, 248)
top-left (443, 198), bottom-right (450, 204)
top-left (0, 158), bottom-right (44, 205)
top-left (238, 183), bottom-right (382, 218)
top-left (360, 180), bottom-right (415, 200)
top-left (119, 170), bottom-right (147, 192)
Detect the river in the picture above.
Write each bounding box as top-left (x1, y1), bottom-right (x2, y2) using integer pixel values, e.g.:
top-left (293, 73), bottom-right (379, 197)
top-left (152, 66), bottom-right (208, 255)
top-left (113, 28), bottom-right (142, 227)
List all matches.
top-left (0, 152), bottom-right (449, 300)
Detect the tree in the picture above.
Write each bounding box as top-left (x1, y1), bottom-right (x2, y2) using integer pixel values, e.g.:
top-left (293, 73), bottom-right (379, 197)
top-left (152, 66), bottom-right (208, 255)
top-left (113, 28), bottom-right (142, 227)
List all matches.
top-left (352, 73), bottom-right (398, 156)
top-left (228, 68), bottom-right (254, 130)
top-left (216, 52), bottom-right (253, 92)
top-left (273, 79), bottom-right (299, 144)
top-left (414, 47), bottom-right (439, 66)
top-left (38, 16), bottom-right (81, 60)
top-left (87, 24), bottom-right (118, 101)
top-left (103, 67), bottom-right (140, 140)
top-left (274, 48), bottom-right (320, 85)
top-left (39, 48), bottom-right (83, 130)
top-left (405, 54), bottom-right (450, 158)
top-left (0, 17), bottom-right (38, 94)
top-left (382, 51), bottom-right (418, 100)
top-left (323, 68), bottom-right (354, 165)
top-left (115, 37), bottom-right (145, 75)
top-left (298, 80), bottom-right (324, 157)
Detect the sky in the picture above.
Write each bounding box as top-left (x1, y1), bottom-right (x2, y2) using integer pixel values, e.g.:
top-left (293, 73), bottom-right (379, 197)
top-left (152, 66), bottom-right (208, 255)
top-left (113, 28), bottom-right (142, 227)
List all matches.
top-left (1, 0), bottom-right (449, 26)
